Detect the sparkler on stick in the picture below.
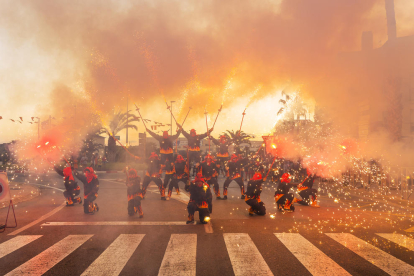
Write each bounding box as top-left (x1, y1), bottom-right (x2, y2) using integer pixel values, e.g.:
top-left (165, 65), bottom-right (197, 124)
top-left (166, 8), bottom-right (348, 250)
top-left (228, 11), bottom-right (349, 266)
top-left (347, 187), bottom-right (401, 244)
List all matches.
top-left (181, 107), bottom-right (192, 127)
top-left (165, 101), bottom-right (179, 125)
top-left (204, 109), bottom-right (211, 153)
top-left (212, 104), bottom-right (223, 129)
top-left (264, 156), bottom-right (277, 180)
top-left (134, 103), bottom-right (148, 129)
top-left (239, 108), bottom-right (247, 136)
top-left (105, 129), bottom-right (138, 160)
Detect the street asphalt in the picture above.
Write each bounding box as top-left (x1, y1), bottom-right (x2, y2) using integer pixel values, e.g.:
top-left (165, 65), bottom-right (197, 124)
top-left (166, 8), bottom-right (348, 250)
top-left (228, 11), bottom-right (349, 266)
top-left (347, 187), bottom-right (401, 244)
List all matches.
top-left (0, 172), bottom-right (414, 275)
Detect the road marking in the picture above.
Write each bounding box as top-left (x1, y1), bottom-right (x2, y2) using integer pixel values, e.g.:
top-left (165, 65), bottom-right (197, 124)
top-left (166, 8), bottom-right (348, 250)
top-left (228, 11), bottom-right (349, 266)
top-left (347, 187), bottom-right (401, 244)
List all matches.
top-left (376, 233), bottom-right (414, 251)
top-left (405, 226), bottom-right (414, 232)
top-left (158, 234), bottom-right (197, 276)
top-left (326, 233), bottom-right (414, 276)
top-left (30, 183), bottom-right (65, 192)
top-left (204, 221), bottom-right (213, 233)
top-left (42, 221), bottom-right (190, 226)
top-left (223, 233), bottom-right (273, 276)
top-left (275, 233), bottom-right (350, 276)
top-left (169, 191), bottom-right (190, 204)
top-left (5, 235), bottom-right (92, 276)
top-left (81, 234), bottom-right (145, 276)
top-left (8, 202), bottom-right (66, 236)
top-left (0, 235), bottom-right (42, 259)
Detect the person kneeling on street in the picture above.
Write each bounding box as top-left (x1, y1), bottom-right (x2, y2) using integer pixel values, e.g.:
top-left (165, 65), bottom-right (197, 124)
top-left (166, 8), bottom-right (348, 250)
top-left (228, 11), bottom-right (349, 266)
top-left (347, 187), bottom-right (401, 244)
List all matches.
top-left (74, 167), bottom-right (99, 214)
top-left (297, 171), bottom-right (320, 208)
top-left (185, 173), bottom-right (212, 224)
top-left (245, 172), bottom-right (266, 216)
top-left (126, 168), bottom-right (144, 217)
top-left (274, 173), bottom-right (300, 212)
top-left (54, 165), bottom-right (82, 206)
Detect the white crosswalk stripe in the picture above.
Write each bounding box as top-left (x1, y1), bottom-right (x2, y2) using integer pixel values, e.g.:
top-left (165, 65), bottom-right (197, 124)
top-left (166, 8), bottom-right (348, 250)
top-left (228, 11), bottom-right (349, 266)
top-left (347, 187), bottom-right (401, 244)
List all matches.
top-left (223, 233), bottom-right (273, 276)
top-left (158, 234), bottom-right (197, 276)
top-left (2, 232), bottom-right (414, 275)
top-left (81, 234), bottom-right (145, 276)
top-left (376, 233), bottom-right (414, 251)
top-left (326, 233), bottom-right (414, 276)
top-left (275, 233), bottom-right (351, 276)
top-left (5, 235), bottom-right (92, 276)
top-left (0, 235), bottom-right (42, 259)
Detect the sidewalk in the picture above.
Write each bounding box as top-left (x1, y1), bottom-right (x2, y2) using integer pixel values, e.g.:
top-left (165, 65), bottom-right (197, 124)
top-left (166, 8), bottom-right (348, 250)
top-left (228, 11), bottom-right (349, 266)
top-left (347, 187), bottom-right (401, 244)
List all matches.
top-left (0, 182), bottom-right (40, 209)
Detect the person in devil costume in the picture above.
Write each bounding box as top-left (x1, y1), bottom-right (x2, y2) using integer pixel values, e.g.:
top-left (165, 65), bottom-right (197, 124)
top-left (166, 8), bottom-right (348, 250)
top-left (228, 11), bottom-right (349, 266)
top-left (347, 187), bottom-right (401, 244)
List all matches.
top-left (141, 152), bottom-right (166, 200)
top-left (222, 154), bottom-right (247, 200)
top-left (126, 168), bottom-right (144, 217)
top-left (178, 124), bottom-right (213, 175)
top-left (54, 165), bottom-right (82, 206)
top-left (297, 171), bottom-right (320, 207)
top-left (185, 173), bottom-right (212, 224)
top-left (199, 154), bottom-right (221, 199)
top-left (167, 155), bottom-right (188, 199)
top-left (74, 167), bottom-right (99, 214)
top-left (211, 135), bottom-right (231, 176)
top-left (146, 128), bottom-right (181, 163)
top-left (245, 172), bottom-right (266, 216)
top-left (274, 173), bottom-right (300, 212)
top-left (163, 157), bottom-right (175, 196)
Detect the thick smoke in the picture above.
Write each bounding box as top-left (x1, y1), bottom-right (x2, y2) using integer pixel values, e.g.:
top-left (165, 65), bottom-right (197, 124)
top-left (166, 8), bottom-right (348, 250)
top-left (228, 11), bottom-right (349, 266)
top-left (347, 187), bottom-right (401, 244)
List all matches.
top-left (1, 0), bottom-right (414, 170)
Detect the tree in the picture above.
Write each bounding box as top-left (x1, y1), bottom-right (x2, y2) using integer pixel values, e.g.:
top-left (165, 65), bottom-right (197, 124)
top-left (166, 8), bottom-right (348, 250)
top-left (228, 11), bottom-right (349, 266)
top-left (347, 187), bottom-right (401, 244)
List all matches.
top-left (79, 134), bottom-right (104, 162)
top-left (104, 111), bottom-right (140, 162)
top-left (223, 130), bottom-right (251, 154)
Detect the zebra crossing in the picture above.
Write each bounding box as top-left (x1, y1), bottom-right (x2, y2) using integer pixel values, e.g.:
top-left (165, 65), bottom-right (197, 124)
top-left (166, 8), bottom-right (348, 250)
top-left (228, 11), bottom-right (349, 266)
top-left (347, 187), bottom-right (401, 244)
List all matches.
top-left (1, 232), bottom-right (414, 275)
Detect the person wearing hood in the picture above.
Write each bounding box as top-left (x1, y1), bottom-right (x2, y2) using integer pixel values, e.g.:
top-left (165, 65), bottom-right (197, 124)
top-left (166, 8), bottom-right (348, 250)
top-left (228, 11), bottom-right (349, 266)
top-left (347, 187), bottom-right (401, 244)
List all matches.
top-left (167, 155), bottom-right (188, 199)
top-left (178, 124), bottom-right (213, 175)
top-left (274, 173), bottom-right (300, 212)
top-left (54, 165), bottom-right (82, 206)
top-left (74, 167), bottom-right (99, 214)
top-left (297, 172), bottom-right (320, 208)
top-left (185, 173), bottom-right (212, 224)
top-left (211, 135), bottom-right (231, 176)
top-left (146, 128), bottom-right (181, 163)
top-left (141, 152), bottom-right (166, 200)
top-left (199, 154), bottom-right (221, 199)
top-left (126, 168), bottom-right (144, 217)
top-left (222, 154), bottom-right (247, 200)
top-left (245, 172), bottom-right (266, 216)
top-left (163, 157), bottom-right (175, 197)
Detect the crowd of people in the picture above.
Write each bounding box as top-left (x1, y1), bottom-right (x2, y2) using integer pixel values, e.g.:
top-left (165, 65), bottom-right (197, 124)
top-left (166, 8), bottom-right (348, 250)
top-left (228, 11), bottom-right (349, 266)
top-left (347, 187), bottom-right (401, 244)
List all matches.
top-left (53, 125), bottom-right (320, 223)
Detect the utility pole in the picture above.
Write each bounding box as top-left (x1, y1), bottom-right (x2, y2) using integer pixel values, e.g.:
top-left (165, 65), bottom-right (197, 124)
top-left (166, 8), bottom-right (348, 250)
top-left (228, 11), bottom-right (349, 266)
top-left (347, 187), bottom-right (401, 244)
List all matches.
top-left (170, 100), bottom-right (175, 135)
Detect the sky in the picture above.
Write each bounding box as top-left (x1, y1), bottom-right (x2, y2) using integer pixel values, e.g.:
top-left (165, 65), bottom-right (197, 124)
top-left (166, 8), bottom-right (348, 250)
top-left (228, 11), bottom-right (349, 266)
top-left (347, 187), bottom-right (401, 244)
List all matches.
top-left (1, 0), bottom-right (414, 146)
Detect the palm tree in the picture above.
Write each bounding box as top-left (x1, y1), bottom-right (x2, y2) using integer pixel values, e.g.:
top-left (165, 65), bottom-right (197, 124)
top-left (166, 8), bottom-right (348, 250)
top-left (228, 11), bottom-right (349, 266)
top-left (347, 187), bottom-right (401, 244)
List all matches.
top-left (80, 134), bottom-right (104, 162)
top-left (223, 130), bottom-right (251, 154)
top-left (103, 111), bottom-right (140, 162)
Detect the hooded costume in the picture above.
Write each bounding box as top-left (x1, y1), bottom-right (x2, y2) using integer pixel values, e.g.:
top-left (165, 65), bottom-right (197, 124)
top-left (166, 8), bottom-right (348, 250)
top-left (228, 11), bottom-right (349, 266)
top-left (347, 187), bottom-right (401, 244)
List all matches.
top-left (126, 168), bottom-right (144, 217)
top-left (141, 152), bottom-right (166, 200)
top-left (181, 128), bottom-right (212, 175)
top-left (297, 173), bottom-right (319, 207)
top-left (146, 129), bottom-right (181, 163)
top-left (222, 154), bottom-right (247, 199)
top-left (274, 173), bottom-right (300, 212)
top-left (199, 154), bottom-right (221, 199)
top-left (185, 173), bottom-right (212, 224)
top-left (211, 135), bottom-right (231, 176)
top-left (74, 167), bottom-right (99, 214)
top-left (167, 155), bottom-right (189, 198)
top-left (54, 165), bottom-right (81, 206)
top-left (245, 172), bottom-right (266, 215)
